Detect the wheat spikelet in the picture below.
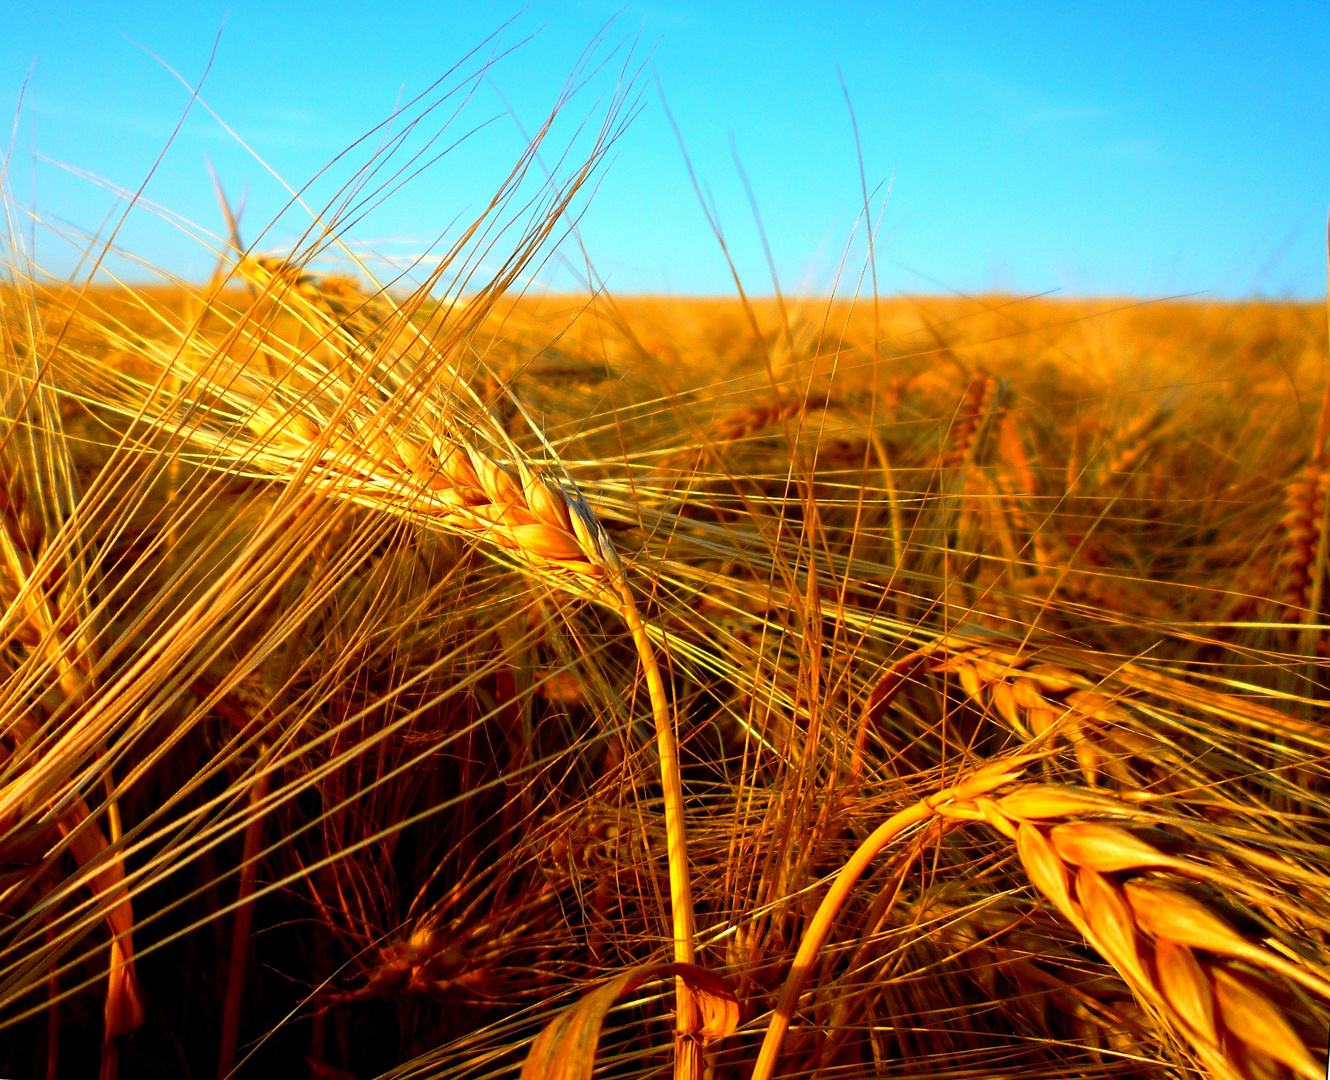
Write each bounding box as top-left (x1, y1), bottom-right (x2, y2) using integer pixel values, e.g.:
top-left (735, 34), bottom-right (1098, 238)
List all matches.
top-left (1278, 348), bottom-right (1330, 627)
top-left (79, 247), bottom-right (626, 607)
top-left (253, 259), bottom-right (395, 355)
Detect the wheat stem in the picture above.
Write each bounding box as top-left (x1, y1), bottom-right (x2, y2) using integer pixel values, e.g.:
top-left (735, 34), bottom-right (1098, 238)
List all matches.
top-left (616, 579), bottom-right (700, 1080)
top-left (751, 757), bottom-right (1035, 1080)
top-left (217, 764), bottom-right (272, 1080)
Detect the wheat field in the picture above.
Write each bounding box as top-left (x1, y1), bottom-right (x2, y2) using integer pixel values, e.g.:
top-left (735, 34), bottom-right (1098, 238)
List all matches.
top-left (1, 63), bottom-right (1329, 1080)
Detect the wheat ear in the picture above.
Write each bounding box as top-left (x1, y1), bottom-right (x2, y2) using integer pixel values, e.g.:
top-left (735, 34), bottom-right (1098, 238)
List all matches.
top-left (707, 394), bottom-right (832, 444)
top-left (862, 636), bottom-right (1145, 788)
top-left (979, 786), bottom-right (1328, 1080)
top-left (1280, 463), bottom-right (1329, 621)
top-left (941, 367), bottom-right (1000, 470)
top-left (263, 375), bottom-right (708, 1073)
top-left (930, 639), bottom-right (1202, 790)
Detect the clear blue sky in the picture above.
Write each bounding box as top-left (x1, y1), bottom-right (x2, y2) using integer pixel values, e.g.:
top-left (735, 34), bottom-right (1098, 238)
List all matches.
top-left (2, 2), bottom-right (1327, 298)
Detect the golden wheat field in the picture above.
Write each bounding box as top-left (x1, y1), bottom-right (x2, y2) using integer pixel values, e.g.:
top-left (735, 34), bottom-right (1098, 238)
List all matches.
top-left (2, 68), bottom-right (1330, 1080)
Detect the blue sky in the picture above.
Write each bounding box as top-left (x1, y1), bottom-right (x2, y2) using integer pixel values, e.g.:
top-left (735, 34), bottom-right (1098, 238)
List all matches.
top-left (2, 2), bottom-right (1327, 298)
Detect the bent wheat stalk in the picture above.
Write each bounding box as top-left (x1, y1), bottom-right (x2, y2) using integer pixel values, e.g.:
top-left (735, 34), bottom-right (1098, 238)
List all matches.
top-left (407, 454), bottom-right (704, 1076)
top-left (750, 754), bottom-right (1041, 1080)
top-left (321, 435), bottom-right (704, 1073)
